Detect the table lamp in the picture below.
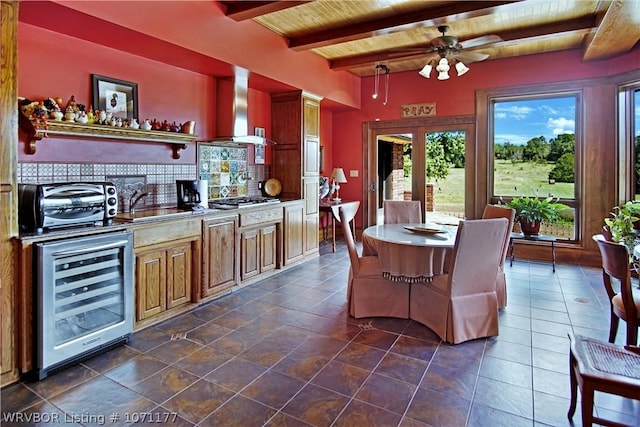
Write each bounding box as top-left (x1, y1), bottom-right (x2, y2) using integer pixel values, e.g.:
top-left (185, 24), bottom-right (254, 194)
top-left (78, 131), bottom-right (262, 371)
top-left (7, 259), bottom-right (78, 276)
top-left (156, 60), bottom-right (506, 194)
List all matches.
top-left (331, 167), bottom-right (347, 202)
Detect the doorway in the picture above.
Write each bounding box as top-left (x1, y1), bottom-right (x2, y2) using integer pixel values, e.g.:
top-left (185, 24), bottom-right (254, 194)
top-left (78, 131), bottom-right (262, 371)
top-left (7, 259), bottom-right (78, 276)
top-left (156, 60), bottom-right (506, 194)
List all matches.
top-left (362, 116), bottom-right (478, 228)
top-left (376, 134), bottom-right (413, 224)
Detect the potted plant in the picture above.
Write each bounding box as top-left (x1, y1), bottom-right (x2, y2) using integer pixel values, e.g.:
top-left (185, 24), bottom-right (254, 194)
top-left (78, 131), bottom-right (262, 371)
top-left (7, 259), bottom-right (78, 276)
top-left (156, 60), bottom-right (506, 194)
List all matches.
top-left (604, 200), bottom-right (640, 252)
top-left (506, 195), bottom-right (567, 236)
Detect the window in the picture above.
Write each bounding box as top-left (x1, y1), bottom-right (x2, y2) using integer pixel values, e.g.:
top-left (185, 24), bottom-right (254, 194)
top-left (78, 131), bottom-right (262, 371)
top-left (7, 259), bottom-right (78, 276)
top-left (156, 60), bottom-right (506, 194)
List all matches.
top-left (618, 82), bottom-right (640, 202)
top-left (490, 94), bottom-right (579, 240)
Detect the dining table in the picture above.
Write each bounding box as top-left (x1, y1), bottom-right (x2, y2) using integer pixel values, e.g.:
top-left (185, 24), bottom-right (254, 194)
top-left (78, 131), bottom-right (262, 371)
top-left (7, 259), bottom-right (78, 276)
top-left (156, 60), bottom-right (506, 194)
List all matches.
top-left (362, 219), bottom-right (459, 283)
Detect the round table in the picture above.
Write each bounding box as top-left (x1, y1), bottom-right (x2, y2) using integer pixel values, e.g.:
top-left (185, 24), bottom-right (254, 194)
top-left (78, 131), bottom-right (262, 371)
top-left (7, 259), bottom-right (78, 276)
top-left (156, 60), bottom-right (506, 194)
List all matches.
top-left (362, 223), bottom-right (457, 282)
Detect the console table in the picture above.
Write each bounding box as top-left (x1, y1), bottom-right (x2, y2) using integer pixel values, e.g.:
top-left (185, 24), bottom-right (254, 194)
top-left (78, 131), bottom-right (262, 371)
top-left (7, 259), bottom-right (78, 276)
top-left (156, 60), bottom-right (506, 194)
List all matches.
top-left (319, 200), bottom-right (356, 252)
top-left (509, 232), bottom-right (557, 272)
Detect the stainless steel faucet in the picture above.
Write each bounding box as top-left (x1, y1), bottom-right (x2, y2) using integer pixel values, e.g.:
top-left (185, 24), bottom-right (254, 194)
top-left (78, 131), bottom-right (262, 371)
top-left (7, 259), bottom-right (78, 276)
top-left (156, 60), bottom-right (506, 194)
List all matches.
top-left (129, 190), bottom-right (148, 214)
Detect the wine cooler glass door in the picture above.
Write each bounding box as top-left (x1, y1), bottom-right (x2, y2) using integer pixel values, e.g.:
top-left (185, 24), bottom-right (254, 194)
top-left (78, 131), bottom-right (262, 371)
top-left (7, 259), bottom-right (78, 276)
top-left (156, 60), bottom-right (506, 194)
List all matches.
top-left (37, 231), bottom-right (134, 374)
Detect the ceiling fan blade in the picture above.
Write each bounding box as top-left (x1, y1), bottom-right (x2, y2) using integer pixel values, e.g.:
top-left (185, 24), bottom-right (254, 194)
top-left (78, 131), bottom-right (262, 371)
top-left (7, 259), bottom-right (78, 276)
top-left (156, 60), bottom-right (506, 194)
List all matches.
top-left (459, 34), bottom-right (502, 49)
top-left (455, 51), bottom-right (490, 63)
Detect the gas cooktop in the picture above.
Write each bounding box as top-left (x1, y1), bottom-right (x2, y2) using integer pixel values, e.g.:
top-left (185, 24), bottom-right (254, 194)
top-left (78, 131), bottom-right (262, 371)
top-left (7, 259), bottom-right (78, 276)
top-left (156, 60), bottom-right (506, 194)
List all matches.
top-left (209, 196), bottom-right (280, 210)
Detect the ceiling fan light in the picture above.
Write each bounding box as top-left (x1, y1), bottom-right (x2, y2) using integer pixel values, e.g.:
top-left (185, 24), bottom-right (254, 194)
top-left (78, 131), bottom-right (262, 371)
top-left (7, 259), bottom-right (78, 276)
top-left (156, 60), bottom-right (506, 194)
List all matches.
top-left (437, 70), bottom-right (450, 80)
top-left (436, 57), bottom-right (450, 73)
top-left (418, 64), bottom-right (432, 78)
top-left (455, 61), bottom-right (469, 76)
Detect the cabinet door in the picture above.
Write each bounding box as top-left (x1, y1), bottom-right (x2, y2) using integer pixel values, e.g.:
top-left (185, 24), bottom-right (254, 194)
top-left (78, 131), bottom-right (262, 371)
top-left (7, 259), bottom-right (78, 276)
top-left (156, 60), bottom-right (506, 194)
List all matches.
top-left (303, 96), bottom-right (320, 176)
top-left (241, 228), bottom-right (260, 281)
top-left (284, 203), bottom-right (305, 265)
top-left (136, 249), bottom-right (167, 321)
top-left (202, 217), bottom-right (238, 298)
top-left (166, 242), bottom-right (192, 309)
top-left (261, 225), bottom-right (277, 272)
top-left (303, 178), bottom-right (320, 254)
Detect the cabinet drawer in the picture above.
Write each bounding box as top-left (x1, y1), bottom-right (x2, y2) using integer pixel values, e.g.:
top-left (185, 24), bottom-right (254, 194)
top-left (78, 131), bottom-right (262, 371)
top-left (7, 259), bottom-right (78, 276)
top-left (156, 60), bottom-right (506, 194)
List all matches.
top-left (134, 219), bottom-right (201, 248)
top-left (239, 207), bottom-right (283, 227)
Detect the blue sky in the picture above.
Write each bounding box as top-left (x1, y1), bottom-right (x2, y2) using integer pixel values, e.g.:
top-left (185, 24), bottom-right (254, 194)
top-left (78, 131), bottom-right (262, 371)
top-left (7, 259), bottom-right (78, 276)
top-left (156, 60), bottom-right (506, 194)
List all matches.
top-left (493, 97), bottom-right (576, 146)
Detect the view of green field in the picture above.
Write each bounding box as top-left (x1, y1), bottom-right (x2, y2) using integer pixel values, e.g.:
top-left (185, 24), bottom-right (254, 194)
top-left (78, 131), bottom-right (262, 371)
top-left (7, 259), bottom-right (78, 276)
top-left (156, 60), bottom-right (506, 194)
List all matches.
top-left (423, 160), bottom-right (575, 214)
top-left (415, 160), bottom-right (575, 237)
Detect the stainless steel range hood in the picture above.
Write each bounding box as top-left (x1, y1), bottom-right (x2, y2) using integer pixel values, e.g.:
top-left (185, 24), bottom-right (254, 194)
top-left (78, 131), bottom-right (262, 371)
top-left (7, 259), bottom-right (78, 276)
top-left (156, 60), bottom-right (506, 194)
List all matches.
top-left (208, 66), bottom-right (273, 145)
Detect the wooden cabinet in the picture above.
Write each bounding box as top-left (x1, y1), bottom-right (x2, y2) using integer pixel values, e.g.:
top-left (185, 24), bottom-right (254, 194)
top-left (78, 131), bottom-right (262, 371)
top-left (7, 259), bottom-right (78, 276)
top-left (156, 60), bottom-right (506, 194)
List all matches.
top-left (133, 219), bottom-right (201, 328)
top-left (136, 241), bottom-right (193, 321)
top-left (271, 91), bottom-right (322, 259)
top-left (304, 177), bottom-right (320, 254)
top-left (202, 215), bottom-right (238, 298)
top-left (1, 1), bottom-right (19, 386)
top-left (240, 224), bottom-right (277, 281)
top-left (238, 207), bottom-right (282, 283)
top-left (283, 201), bottom-right (305, 265)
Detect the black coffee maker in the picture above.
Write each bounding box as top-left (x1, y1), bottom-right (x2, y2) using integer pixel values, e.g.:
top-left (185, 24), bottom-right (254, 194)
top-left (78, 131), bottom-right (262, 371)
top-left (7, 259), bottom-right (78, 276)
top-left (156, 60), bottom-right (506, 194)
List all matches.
top-left (176, 180), bottom-right (204, 211)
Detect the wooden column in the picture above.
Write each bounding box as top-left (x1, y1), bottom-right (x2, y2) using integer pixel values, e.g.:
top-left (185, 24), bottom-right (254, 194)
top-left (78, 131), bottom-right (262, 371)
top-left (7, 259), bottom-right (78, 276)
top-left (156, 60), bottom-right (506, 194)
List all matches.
top-left (1, 0), bottom-right (20, 386)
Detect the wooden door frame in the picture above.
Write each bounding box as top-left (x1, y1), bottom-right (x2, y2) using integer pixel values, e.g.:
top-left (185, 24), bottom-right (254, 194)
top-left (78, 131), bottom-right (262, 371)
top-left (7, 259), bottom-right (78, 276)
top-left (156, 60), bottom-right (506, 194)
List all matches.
top-left (362, 115), bottom-right (478, 229)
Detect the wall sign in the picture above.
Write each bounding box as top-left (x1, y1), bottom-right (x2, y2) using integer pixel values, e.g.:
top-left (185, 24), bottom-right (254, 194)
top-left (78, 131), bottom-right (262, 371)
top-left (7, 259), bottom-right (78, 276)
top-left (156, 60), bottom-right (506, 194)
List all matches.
top-left (401, 103), bottom-right (436, 118)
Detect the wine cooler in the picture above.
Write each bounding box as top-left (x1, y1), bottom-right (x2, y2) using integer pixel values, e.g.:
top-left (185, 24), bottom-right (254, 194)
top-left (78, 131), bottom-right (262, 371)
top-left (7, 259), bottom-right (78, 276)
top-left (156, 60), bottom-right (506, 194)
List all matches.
top-left (35, 231), bottom-right (134, 380)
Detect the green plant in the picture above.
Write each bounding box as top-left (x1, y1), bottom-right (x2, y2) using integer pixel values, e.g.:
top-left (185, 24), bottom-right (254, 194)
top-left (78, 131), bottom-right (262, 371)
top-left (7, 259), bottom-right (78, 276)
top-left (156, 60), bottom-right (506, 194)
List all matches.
top-left (506, 195), bottom-right (567, 225)
top-left (604, 200), bottom-right (640, 251)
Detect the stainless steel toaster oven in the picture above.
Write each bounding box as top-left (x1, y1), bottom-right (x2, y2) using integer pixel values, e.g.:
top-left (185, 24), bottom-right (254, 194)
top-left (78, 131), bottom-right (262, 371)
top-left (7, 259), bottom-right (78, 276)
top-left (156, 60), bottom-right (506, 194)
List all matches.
top-left (18, 182), bottom-right (118, 233)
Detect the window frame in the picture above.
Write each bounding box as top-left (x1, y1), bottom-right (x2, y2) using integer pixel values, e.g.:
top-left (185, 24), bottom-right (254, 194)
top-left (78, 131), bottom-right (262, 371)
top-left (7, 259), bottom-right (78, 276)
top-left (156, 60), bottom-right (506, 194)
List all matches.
top-left (617, 81), bottom-right (640, 204)
top-left (482, 87), bottom-right (583, 243)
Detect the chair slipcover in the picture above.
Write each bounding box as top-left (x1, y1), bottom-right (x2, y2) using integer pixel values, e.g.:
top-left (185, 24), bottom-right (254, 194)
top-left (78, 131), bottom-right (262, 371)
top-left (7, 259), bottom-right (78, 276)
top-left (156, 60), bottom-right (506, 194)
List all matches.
top-left (383, 200), bottom-right (423, 224)
top-left (409, 218), bottom-right (508, 344)
top-left (338, 202), bottom-right (410, 319)
top-left (482, 204), bottom-right (516, 309)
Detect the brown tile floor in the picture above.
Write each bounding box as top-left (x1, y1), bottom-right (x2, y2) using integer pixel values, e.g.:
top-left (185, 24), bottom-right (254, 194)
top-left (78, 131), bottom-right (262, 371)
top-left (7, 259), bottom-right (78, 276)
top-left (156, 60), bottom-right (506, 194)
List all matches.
top-left (3, 241), bottom-right (640, 426)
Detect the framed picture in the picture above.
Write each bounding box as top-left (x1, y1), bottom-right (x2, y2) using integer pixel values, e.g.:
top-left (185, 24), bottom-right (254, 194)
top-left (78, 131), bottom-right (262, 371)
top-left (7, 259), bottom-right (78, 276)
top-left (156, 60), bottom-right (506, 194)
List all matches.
top-left (92, 74), bottom-right (138, 119)
top-left (254, 144), bottom-right (265, 164)
top-left (254, 127), bottom-right (266, 164)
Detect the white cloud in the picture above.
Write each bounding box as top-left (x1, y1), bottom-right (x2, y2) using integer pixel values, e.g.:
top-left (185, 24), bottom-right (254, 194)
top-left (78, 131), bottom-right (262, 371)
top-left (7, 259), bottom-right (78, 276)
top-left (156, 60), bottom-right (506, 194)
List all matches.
top-left (495, 105), bottom-right (535, 120)
top-left (547, 116), bottom-right (575, 135)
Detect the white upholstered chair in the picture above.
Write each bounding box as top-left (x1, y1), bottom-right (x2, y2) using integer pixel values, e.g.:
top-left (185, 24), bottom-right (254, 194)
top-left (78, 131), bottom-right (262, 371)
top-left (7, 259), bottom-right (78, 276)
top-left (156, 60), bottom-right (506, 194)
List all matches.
top-left (482, 204), bottom-right (516, 309)
top-left (409, 218), bottom-right (508, 344)
top-left (383, 200), bottom-right (422, 224)
top-left (337, 201), bottom-right (410, 319)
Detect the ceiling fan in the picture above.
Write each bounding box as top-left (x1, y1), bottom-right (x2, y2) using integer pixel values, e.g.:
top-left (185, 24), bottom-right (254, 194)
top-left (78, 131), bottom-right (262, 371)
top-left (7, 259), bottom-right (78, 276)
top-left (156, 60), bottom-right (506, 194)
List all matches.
top-left (416, 25), bottom-right (502, 79)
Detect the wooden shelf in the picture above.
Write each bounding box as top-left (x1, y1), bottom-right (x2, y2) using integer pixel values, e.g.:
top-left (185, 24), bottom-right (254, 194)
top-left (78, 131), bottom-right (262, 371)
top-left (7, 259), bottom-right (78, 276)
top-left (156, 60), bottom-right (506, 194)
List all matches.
top-left (19, 114), bottom-right (197, 159)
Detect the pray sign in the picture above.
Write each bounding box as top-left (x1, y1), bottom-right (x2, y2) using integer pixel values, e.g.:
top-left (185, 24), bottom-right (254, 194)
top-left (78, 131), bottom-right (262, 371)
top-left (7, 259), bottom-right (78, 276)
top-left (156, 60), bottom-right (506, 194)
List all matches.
top-left (401, 103), bottom-right (436, 118)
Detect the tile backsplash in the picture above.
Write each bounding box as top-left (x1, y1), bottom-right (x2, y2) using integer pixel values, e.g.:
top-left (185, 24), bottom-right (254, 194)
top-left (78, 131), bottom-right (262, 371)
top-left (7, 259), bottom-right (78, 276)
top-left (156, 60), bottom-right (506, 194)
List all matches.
top-left (18, 161), bottom-right (270, 212)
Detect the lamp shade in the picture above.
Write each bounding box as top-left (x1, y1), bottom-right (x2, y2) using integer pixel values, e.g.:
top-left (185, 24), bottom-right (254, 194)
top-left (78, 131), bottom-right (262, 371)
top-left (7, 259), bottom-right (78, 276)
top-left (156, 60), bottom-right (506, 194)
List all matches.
top-left (418, 64), bottom-right (432, 78)
top-left (331, 167), bottom-right (348, 183)
top-left (455, 61), bottom-right (469, 76)
top-left (436, 57), bottom-right (450, 80)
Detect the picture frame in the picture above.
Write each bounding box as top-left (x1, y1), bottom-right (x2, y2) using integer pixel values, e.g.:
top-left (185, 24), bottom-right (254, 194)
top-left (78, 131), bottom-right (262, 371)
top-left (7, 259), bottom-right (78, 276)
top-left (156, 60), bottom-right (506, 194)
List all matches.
top-left (254, 127), bottom-right (266, 164)
top-left (254, 144), bottom-right (265, 164)
top-left (92, 74), bottom-right (138, 120)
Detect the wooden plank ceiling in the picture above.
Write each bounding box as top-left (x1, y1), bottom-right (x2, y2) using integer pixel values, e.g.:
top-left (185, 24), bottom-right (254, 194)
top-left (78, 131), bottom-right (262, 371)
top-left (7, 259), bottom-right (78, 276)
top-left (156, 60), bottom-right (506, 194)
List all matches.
top-left (220, 0), bottom-right (640, 77)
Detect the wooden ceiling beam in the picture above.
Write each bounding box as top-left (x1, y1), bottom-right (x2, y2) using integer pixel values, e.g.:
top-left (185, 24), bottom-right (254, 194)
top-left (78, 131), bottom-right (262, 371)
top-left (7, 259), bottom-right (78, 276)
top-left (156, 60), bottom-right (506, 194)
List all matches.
top-left (583, 0), bottom-right (640, 60)
top-left (220, 1), bottom-right (311, 21)
top-left (288, 1), bottom-right (523, 51)
top-left (329, 16), bottom-right (597, 70)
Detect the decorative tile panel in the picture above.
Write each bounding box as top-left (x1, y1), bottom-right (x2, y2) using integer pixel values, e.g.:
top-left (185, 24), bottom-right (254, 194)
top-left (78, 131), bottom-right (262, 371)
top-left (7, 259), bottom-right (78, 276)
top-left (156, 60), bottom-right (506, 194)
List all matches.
top-left (198, 144), bottom-right (249, 200)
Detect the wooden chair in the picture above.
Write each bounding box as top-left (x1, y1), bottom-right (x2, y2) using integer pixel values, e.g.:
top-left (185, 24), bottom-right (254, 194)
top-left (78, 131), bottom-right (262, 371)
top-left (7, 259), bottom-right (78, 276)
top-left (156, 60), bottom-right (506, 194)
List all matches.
top-left (383, 200), bottom-right (422, 224)
top-left (593, 234), bottom-right (639, 346)
top-left (482, 204), bottom-right (516, 309)
top-left (568, 333), bottom-right (640, 427)
top-left (337, 201), bottom-right (410, 319)
top-left (409, 218), bottom-right (508, 343)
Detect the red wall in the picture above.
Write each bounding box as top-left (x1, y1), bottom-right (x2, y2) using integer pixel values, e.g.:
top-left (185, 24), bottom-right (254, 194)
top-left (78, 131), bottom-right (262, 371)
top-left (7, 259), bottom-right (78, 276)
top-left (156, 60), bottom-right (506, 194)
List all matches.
top-left (17, 23), bottom-right (277, 165)
top-left (18, 23), bottom-right (212, 163)
top-left (332, 48), bottom-right (640, 205)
